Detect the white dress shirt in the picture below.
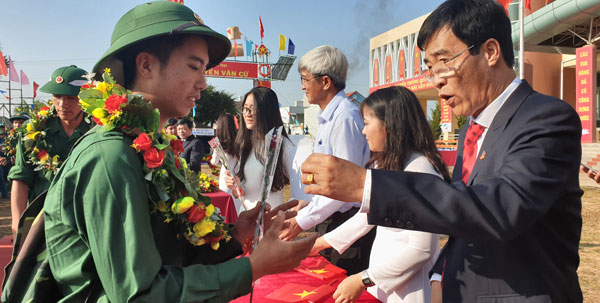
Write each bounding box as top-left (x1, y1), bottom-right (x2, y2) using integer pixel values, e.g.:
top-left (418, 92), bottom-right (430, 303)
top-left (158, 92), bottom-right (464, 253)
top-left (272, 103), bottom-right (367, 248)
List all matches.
top-left (325, 153), bottom-right (441, 303)
top-left (296, 90), bottom-right (370, 230)
top-left (360, 76), bottom-right (522, 214)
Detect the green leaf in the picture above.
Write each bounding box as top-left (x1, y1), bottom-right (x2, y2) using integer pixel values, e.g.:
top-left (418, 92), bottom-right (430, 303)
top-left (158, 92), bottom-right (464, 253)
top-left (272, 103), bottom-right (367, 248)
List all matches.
top-left (155, 143), bottom-right (169, 150)
top-left (79, 89), bottom-right (103, 100)
top-left (103, 72), bottom-right (115, 85)
top-left (112, 85), bottom-right (127, 96)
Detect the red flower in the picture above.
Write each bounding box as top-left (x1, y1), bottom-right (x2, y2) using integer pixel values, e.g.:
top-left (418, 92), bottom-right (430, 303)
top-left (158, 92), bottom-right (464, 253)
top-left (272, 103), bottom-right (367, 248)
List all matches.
top-left (170, 139), bottom-right (184, 155)
top-left (187, 204), bottom-right (206, 223)
top-left (93, 117), bottom-right (103, 125)
top-left (175, 157), bottom-right (181, 169)
top-left (104, 94), bottom-right (128, 113)
top-left (40, 106), bottom-right (51, 111)
top-left (132, 133), bottom-right (153, 151)
top-left (37, 150), bottom-right (48, 159)
top-left (143, 147), bottom-right (164, 168)
top-left (81, 83), bottom-right (93, 89)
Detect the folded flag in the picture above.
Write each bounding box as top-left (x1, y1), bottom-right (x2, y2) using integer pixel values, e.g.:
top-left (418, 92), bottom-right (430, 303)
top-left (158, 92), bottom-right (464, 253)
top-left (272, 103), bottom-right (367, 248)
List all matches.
top-left (265, 283), bottom-right (335, 302)
top-left (294, 257), bottom-right (346, 280)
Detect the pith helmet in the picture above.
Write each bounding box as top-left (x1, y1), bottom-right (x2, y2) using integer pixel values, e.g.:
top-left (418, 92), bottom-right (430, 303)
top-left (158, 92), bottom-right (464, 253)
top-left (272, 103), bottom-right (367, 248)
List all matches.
top-left (93, 1), bottom-right (231, 85)
top-left (39, 65), bottom-right (88, 96)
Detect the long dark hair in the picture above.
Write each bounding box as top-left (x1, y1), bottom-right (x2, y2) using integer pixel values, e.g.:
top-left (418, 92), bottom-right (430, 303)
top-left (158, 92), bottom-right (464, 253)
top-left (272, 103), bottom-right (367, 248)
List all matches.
top-left (361, 86), bottom-right (450, 182)
top-left (235, 87), bottom-right (290, 192)
top-left (215, 113), bottom-right (237, 155)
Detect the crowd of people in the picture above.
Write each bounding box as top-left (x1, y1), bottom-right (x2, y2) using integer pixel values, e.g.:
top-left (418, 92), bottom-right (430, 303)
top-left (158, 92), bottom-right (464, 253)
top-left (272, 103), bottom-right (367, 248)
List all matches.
top-left (0, 0), bottom-right (586, 302)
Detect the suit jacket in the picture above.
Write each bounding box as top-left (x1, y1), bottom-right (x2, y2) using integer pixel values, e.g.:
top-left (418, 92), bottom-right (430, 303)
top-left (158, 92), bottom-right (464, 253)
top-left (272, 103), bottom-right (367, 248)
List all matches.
top-left (181, 135), bottom-right (204, 172)
top-left (369, 81), bottom-right (583, 302)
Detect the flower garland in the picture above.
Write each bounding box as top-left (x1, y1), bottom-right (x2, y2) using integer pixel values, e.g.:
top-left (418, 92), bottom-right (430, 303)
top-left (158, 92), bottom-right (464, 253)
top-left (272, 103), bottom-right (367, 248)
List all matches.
top-left (3, 127), bottom-right (24, 157)
top-left (22, 104), bottom-right (63, 174)
top-left (78, 70), bottom-right (229, 250)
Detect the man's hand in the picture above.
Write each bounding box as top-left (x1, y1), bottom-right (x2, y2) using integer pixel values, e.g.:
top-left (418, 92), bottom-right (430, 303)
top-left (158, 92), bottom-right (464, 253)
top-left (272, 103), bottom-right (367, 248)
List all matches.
top-left (431, 281), bottom-right (442, 303)
top-left (301, 154), bottom-right (367, 202)
top-left (0, 157), bottom-right (7, 166)
top-left (248, 210), bottom-right (318, 281)
top-left (233, 200), bottom-right (299, 244)
top-left (333, 273), bottom-right (366, 303)
top-left (581, 165), bottom-right (600, 184)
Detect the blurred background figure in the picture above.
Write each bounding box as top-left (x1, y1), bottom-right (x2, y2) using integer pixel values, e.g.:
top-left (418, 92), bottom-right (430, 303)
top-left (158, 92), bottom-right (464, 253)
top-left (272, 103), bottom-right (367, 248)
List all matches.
top-left (210, 113), bottom-right (242, 213)
top-left (177, 118), bottom-right (204, 172)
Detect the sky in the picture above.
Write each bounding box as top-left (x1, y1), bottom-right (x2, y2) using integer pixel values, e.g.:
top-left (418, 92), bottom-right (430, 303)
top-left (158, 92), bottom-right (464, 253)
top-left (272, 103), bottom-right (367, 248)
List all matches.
top-left (0, 0), bottom-right (444, 114)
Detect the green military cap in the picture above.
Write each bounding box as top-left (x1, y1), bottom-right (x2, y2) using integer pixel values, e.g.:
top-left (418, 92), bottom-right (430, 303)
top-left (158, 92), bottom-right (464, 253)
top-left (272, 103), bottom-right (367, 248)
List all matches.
top-left (39, 65), bottom-right (88, 96)
top-left (9, 113), bottom-right (31, 122)
top-left (94, 1), bottom-right (231, 84)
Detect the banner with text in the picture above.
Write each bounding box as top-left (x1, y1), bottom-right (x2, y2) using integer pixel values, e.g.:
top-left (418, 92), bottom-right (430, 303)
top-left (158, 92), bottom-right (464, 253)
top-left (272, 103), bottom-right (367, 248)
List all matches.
top-left (440, 100), bottom-right (452, 132)
top-left (369, 75), bottom-right (434, 94)
top-left (205, 61), bottom-right (258, 79)
top-left (576, 45), bottom-right (597, 143)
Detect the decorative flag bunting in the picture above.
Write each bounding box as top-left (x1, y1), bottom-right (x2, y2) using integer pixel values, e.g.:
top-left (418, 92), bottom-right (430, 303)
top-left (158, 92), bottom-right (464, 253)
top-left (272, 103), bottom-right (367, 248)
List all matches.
top-left (0, 50), bottom-right (8, 76)
top-left (33, 81), bottom-right (39, 99)
top-left (288, 39), bottom-right (295, 55)
top-left (246, 39), bottom-right (253, 56)
top-left (259, 16), bottom-right (264, 40)
top-left (167, 0), bottom-right (184, 4)
top-left (20, 70), bottom-right (29, 85)
top-left (8, 57), bottom-right (19, 83)
top-left (279, 34), bottom-right (286, 51)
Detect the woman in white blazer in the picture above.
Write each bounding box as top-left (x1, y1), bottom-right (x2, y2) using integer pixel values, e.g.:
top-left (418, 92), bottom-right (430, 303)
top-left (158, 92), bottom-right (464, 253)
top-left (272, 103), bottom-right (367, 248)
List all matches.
top-left (311, 86), bottom-right (451, 303)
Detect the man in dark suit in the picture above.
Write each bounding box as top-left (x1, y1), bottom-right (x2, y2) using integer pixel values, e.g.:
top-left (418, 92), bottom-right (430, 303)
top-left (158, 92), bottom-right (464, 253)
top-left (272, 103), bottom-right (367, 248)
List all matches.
top-left (177, 118), bottom-right (204, 172)
top-left (299, 0), bottom-right (583, 301)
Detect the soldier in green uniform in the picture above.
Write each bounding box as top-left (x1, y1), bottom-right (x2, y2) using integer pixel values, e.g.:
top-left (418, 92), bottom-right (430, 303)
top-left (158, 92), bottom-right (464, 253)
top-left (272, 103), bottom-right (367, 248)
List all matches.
top-left (8, 65), bottom-right (92, 235)
top-left (37, 2), bottom-right (315, 302)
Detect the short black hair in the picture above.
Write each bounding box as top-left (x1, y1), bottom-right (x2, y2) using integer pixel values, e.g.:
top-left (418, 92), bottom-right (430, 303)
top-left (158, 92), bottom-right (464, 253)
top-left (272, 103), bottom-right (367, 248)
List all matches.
top-left (167, 117), bottom-right (178, 127)
top-left (417, 0), bottom-right (514, 67)
top-left (177, 118), bottom-right (194, 129)
top-left (119, 35), bottom-right (190, 89)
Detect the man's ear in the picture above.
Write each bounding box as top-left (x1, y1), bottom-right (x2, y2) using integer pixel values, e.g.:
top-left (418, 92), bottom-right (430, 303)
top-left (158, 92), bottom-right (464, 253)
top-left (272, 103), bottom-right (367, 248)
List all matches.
top-left (322, 75), bottom-right (333, 91)
top-left (135, 52), bottom-right (159, 80)
top-left (482, 38), bottom-right (503, 68)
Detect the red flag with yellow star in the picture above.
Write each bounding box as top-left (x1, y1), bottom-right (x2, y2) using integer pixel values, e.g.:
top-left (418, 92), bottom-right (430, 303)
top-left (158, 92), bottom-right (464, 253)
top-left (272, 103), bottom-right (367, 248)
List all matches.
top-left (294, 258), bottom-right (346, 280)
top-left (265, 283), bottom-right (335, 302)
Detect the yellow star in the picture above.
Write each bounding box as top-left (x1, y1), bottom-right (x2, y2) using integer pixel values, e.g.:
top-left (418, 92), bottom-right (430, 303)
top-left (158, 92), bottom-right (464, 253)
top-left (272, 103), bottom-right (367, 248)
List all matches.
top-left (293, 290), bottom-right (316, 298)
top-left (309, 269), bottom-right (328, 274)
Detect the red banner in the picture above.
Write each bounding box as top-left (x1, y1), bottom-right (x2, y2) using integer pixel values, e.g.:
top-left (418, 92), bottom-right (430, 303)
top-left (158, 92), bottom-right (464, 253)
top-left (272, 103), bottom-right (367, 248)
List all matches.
top-left (373, 58), bottom-right (379, 86)
top-left (369, 75), bottom-right (434, 94)
top-left (441, 100), bottom-right (452, 124)
top-left (414, 46), bottom-right (421, 76)
top-left (385, 55), bottom-right (392, 84)
top-left (398, 50), bottom-right (405, 80)
top-left (205, 61), bottom-right (258, 79)
top-left (576, 45), bottom-right (597, 143)
top-left (253, 79), bottom-right (271, 88)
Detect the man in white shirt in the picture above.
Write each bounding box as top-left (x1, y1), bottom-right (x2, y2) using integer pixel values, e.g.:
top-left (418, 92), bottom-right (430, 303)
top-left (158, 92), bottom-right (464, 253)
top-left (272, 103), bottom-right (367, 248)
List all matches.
top-left (280, 45), bottom-right (371, 275)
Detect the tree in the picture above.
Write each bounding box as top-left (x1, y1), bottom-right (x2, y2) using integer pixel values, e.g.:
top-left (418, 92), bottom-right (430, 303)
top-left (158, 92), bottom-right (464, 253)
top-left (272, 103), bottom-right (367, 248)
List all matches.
top-left (454, 115), bottom-right (467, 131)
top-left (189, 85), bottom-right (238, 127)
top-left (429, 102), bottom-right (441, 140)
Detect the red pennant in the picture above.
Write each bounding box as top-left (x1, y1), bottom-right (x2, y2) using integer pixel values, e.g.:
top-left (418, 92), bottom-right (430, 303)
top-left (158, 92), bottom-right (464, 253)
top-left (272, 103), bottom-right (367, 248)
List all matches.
top-left (33, 81), bottom-right (39, 99)
top-left (294, 258), bottom-right (346, 280)
top-left (0, 50), bottom-right (8, 76)
top-left (259, 16), bottom-right (265, 39)
top-left (265, 283), bottom-right (335, 302)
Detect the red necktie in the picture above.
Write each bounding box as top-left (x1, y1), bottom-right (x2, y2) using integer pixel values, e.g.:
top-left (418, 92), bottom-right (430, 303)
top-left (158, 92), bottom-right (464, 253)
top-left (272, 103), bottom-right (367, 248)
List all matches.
top-left (461, 122), bottom-right (486, 183)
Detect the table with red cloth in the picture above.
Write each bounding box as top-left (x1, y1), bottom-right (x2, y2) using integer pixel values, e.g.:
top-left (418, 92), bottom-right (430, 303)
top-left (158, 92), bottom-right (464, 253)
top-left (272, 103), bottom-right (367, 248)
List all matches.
top-left (204, 190), bottom-right (238, 223)
top-left (439, 149), bottom-right (457, 166)
top-left (232, 256), bottom-right (381, 303)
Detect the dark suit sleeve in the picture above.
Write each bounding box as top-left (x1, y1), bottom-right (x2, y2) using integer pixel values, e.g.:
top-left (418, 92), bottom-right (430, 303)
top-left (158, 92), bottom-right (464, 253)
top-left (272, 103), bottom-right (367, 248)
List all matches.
top-left (188, 138), bottom-right (204, 172)
top-left (368, 97), bottom-right (581, 242)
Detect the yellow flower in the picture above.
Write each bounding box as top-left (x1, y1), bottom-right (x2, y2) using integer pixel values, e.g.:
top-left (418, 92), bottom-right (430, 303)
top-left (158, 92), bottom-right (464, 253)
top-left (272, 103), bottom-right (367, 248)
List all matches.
top-left (26, 122), bottom-right (34, 132)
top-left (38, 109), bottom-right (49, 117)
top-left (104, 67), bottom-right (111, 74)
top-left (96, 82), bottom-right (112, 93)
top-left (192, 238), bottom-right (206, 246)
top-left (26, 131), bottom-right (41, 140)
top-left (193, 219), bottom-right (216, 237)
top-left (156, 200), bottom-right (168, 212)
top-left (211, 242), bottom-right (220, 250)
top-left (200, 173), bottom-right (207, 181)
top-left (92, 108), bottom-right (106, 119)
top-left (171, 197), bottom-right (194, 214)
top-left (206, 204), bottom-right (215, 217)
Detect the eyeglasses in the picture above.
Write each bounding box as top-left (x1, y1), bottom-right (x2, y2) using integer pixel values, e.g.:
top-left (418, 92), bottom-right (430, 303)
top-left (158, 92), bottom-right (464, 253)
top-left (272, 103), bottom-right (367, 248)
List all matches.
top-left (423, 45), bottom-right (475, 83)
top-left (242, 106), bottom-right (255, 115)
top-left (300, 74), bottom-right (325, 85)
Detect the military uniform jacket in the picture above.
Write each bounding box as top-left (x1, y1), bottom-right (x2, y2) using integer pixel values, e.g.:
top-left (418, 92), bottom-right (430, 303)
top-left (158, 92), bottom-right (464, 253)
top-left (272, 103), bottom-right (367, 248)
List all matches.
top-left (44, 127), bottom-right (252, 302)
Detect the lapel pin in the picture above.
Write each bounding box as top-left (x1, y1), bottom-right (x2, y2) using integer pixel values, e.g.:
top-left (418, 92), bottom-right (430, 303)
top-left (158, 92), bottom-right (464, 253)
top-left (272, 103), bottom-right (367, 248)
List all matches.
top-left (479, 151), bottom-right (487, 160)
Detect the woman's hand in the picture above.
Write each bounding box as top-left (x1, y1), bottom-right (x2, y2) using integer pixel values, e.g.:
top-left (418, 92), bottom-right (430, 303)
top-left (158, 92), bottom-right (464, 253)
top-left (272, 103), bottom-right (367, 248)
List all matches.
top-left (224, 171), bottom-right (243, 198)
top-left (233, 200), bottom-right (299, 245)
top-left (333, 273), bottom-right (366, 303)
top-left (309, 236), bottom-right (331, 256)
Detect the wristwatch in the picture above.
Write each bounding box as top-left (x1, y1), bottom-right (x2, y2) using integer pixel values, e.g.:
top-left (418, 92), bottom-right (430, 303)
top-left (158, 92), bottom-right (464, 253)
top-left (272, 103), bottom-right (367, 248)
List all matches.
top-left (361, 270), bottom-right (375, 287)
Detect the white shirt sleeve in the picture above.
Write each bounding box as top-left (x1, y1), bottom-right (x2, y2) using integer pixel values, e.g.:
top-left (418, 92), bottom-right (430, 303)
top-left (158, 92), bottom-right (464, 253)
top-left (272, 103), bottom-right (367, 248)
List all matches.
top-left (296, 116), bottom-right (366, 230)
top-left (210, 149), bottom-right (220, 166)
top-left (322, 211), bottom-right (374, 254)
